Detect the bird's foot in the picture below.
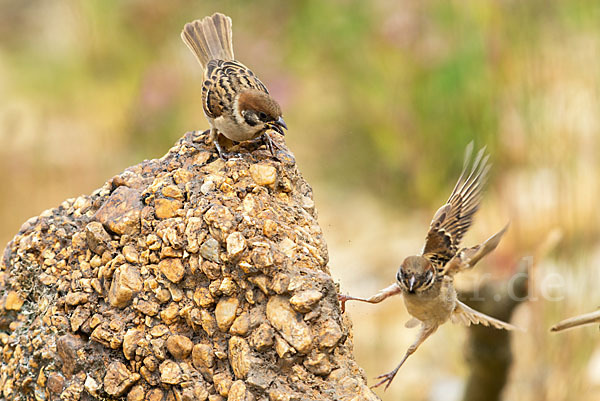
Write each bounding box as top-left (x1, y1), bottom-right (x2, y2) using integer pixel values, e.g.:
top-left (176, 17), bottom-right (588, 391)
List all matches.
top-left (214, 140), bottom-right (243, 160)
top-left (371, 367), bottom-right (400, 391)
top-left (258, 132), bottom-right (287, 158)
top-left (338, 294), bottom-right (352, 313)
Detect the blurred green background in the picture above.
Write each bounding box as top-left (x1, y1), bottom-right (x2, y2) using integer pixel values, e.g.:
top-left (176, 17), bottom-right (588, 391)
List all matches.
top-left (1, 0), bottom-right (600, 400)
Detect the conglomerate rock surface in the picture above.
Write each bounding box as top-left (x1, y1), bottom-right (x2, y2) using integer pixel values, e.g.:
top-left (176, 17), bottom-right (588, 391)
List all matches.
top-left (0, 131), bottom-right (379, 401)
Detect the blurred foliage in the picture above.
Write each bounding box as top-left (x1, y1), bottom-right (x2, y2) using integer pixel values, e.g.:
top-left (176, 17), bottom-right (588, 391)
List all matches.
top-left (1, 1), bottom-right (600, 400)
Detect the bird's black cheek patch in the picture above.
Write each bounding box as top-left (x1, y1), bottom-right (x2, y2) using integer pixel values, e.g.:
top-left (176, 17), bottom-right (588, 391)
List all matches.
top-left (244, 112), bottom-right (258, 126)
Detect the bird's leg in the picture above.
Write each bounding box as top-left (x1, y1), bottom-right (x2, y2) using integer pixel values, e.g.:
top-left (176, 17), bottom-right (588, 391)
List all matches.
top-left (212, 129), bottom-right (242, 160)
top-left (372, 324), bottom-right (438, 390)
top-left (338, 283), bottom-right (401, 313)
top-left (212, 129), bottom-right (228, 160)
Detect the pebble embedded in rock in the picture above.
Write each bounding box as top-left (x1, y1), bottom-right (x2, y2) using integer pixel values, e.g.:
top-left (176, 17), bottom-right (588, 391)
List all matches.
top-left (109, 264), bottom-right (143, 308)
top-left (270, 273), bottom-right (290, 295)
top-left (219, 277), bottom-right (238, 296)
top-left (304, 351), bottom-right (333, 376)
top-left (70, 305), bottom-right (91, 332)
top-left (123, 328), bottom-right (144, 360)
top-left (250, 323), bottom-right (274, 351)
top-left (84, 375), bottom-right (100, 397)
top-left (182, 384), bottom-right (210, 401)
top-left (251, 246), bottom-right (274, 271)
top-left (104, 361), bottom-right (140, 397)
top-left (226, 232), bottom-right (246, 258)
top-left (317, 319), bottom-right (343, 349)
top-left (155, 198), bottom-right (183, 219)
top-left (95, 186), bottom-right (143, 235)
top-left (159, 360), bottom-right (182, 385)
top-left (46, 372), bottom-right (65, 393)
top-left (215, 297), bottom-right (239, 332)
top-left (229, 312), bottom-right (250, 336)
top-left (227, 380), bottom-right (248, 401)
top-left (192, 343), bottom-right (214, 370)
top-left (4, 291), bottom-right (24, 311)
top-left (166, 334), bottom-right (193, 359)
top-left (274, 335), bottom-right (295, 358)
top-left (56, 334), bottom-right (84, 377)
top-left (262, 219), bottom-right (278, 238)
top-left (65, 291), bottom-right (88, 306)
top-left (228, 336), bottom-right (252, 379)
top-left (203, 204), bottom-right (236, 240)
top-left (162, 185), bottom-right (184, 200)
top-left (267, 296), bottom-right (313, 354)
top-left (146, 388), bottom-right (165, 401)
top-left (289, 290), bottom-right (323, 313)
top-left (279, 237), bottom-right (296, 258)
top-left (135, 299), bottom-right (159, 316)
top-left (122, 245), bottom-right (140, 264)
top-left (173, 168), bottom-right (194, 185)
top-left (160, 303), bottom-right (180, 325)
top-left (248, 275), bottom-right (269, 295)
top-left (200, 237), bottom-right (221, 263)
top-left (85, 221), bottom-right (112, 255)
top-left (194, 287), bottom-right (215, 308)
top-left (213, 371), bottom-right (233, 397)
top-left (158, 258), bottom-right (185, 283)
top-left (185, 217), bottom-right (204, 253)
top-left (127, 384), bottom-right (145, 401)
top-left (268, 387), bottom-right (293, 401)
top-left (250, 163), bottom-right (277, 186)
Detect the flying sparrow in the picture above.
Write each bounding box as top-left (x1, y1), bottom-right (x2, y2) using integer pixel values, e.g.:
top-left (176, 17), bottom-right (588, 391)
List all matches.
top-left (551, 309), bottom-right (600, 332)
top-left (339, 143), bottom-right (519, 390)
top-left (181, 13), bottom-right (287, 159)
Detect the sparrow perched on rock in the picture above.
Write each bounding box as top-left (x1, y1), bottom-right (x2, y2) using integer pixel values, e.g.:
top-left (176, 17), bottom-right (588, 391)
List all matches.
top-left (181, 13), bottom-right (287, 159)
top-left (339, 144), bottom-right (519, 390)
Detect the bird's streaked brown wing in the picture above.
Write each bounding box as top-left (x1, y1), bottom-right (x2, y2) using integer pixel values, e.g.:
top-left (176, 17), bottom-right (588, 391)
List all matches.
top-left (421, 143), bottom-right (491, 270)
top-left (202, 60), bottom-right (269, 119)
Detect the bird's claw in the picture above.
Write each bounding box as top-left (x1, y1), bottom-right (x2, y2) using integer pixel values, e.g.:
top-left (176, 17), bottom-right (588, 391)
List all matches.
top-left (371, 369), bottom-right (399, 391)
top-left (214, 139), bottom-right (243, 160)
top-left (221, 152), bottom-right (243, 160)
top-left (338, 294), bottom-right (351, 313)
top-left (261, 131), bottom-right (287, 157)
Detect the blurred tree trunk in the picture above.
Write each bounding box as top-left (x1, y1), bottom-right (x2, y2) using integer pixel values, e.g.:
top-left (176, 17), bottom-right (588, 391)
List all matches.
top-left (460, 267), bottom-right (528, 401)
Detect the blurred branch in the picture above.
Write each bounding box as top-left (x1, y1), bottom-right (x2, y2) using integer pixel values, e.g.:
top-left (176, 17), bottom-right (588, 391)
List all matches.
top-left (551, 309), bottom-right (600, 332)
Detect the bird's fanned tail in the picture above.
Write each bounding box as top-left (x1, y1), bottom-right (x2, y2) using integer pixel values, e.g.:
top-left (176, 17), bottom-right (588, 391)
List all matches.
top-left (181, 13), bottom-right (234, 69)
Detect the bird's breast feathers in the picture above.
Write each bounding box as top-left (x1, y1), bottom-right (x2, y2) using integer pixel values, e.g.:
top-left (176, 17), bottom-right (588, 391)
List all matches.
top-left (403, 278), bottom-right (456, 324)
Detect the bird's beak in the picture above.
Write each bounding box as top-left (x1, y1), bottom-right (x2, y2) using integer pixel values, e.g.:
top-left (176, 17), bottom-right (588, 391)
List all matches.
top-left (269, 116), bottom-right (288, 136)
top-left (408, 276), bottom-right (416, 292)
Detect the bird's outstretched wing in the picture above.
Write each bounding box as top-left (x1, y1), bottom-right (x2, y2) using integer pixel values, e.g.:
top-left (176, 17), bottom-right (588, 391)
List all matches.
top-left (451, 300), bottom-right (521, 331)
top-left (440, 224), bottom-right (508, 276)
top-left (422, 143), bottom-right (491, 270)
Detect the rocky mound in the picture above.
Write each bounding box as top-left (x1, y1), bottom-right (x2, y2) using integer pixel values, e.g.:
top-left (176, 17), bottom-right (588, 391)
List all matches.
top-left (0, 131), bottom-right (378, 401)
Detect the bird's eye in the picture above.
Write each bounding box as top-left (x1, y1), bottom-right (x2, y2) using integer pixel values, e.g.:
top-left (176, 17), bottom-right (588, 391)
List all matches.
top-left (258, 111), bottom-right (268, 121)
